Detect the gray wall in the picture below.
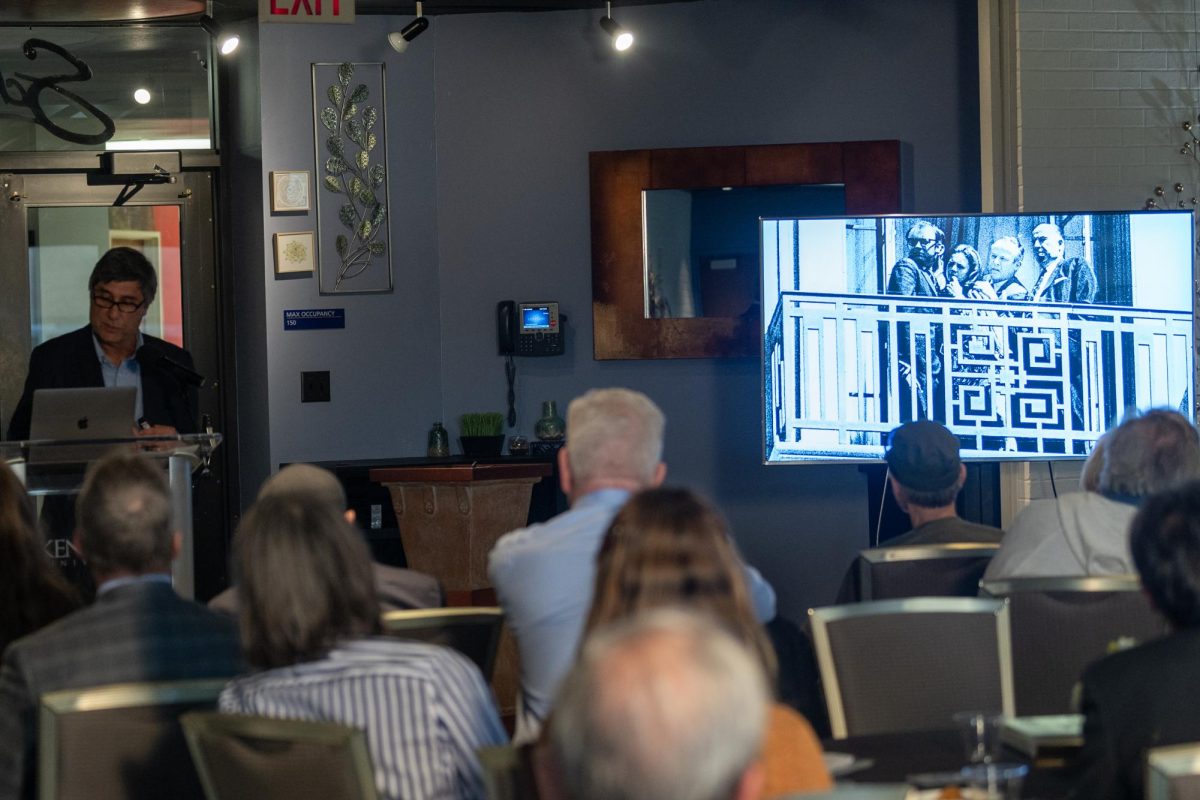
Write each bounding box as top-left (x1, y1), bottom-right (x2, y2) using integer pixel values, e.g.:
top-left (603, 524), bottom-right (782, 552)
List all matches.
top-left (236, 0), bottom-right (980, 621)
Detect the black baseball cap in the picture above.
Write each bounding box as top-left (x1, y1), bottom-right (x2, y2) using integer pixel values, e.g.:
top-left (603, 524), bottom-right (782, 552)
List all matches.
top-left (885, 420), bottom-right (962, 491)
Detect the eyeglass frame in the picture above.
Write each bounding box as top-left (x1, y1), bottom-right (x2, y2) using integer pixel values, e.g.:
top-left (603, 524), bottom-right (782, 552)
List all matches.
top-left (91, 291), bottom-right (147, 314)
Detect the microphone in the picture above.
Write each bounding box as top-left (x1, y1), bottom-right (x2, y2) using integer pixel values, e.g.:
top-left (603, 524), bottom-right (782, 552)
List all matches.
top-left (137, 342), bottom-right (206, 388)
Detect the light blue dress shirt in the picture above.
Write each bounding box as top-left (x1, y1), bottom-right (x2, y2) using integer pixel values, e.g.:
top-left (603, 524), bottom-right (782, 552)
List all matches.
top-left (488, 487), bottom-right (776, 742)
top-left (92, 331), bottom-right (145, 423)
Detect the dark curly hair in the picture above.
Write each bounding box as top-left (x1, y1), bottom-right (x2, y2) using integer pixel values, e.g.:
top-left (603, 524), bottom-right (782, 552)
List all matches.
top-left (1130, 480), bottom-right (1200, 628)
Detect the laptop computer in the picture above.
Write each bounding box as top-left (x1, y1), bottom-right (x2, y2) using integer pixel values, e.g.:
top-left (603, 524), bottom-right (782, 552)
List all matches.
top-left (27, 387), bottom-right (137, 466)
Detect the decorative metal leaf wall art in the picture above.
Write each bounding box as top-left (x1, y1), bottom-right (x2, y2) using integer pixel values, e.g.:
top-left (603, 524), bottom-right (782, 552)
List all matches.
top-left (311, 62), bottom-right (392, 294)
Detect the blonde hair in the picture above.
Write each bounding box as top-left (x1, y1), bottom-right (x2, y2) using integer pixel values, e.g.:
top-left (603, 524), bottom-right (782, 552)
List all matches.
top-left (566, 389), bottom-right (664, 489)
top-left (583, 487), bottom-right (777, 681)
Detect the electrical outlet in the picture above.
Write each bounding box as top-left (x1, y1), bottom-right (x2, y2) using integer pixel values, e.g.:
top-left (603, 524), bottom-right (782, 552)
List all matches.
top-left (301, 370), bottom-right (331, 403)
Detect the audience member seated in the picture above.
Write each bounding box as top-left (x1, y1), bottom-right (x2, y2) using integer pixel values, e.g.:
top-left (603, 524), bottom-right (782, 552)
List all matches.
top-left (574, 487), bottom-right (832, 797)
top-left (0, 451), bottom-right (242, 799)
top-left (0, 461), bottom-right (79, 656)
top-left (1071, 480), bottom-right (1200, 800)
top-left (882, 419), bottom-right (1003, 547)
top-left (488, 387), bottom-right (776, 742)
top-left (550, 609), bottom-right (770, 800)
top-left (985, 410), bottom-right (1200, 580)
top-left (218, 492), bottom-right (506, 800)
top-left (208, 463), bottom-right (441, 614)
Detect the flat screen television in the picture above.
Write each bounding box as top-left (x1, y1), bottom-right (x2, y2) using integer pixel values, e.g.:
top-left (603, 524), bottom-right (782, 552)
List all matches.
top-left (761, 211), bottom-right (1196, 463)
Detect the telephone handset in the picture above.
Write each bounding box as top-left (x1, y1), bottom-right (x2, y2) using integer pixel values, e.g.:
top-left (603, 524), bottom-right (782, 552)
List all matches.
top-left (497, 300), bottom-right (564, 356)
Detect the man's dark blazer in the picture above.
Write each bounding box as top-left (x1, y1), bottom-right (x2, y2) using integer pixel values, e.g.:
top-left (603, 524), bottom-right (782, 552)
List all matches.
top-left (0, 581), bottom-right (243, 799)
top-left (1071, 626), bottom-right (1200, 800)
top-left (6, 325), bottom-right (198, 441)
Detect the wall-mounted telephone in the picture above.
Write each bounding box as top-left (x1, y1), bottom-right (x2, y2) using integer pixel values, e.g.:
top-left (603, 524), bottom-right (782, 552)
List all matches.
top-left (497, 300), bottom-right (565, 357)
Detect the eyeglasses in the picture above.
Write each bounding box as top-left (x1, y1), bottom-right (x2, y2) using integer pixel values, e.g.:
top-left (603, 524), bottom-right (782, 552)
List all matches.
top-left (908, 237), bottom-right (941, 248)
top-left (91, 293), bottom-right (145, 314)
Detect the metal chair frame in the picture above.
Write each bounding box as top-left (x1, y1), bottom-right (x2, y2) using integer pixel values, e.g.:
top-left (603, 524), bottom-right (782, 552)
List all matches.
top-left (809, 597), bottom-right (1015, 739)
top-left (380, 606), bottom-right (504, 680)
top-left (1147, 742), bottom-right (1200, 800)
top-left (39, 678), bottom-right (227, 800)
top-left (181, 711), bottom-right (379, 800)
top-left (857, 543), bottom-right (1001, 600)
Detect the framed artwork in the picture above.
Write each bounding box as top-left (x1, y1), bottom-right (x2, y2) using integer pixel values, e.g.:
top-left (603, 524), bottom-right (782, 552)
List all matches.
top-left (271, 170), bottom-right (310, 212)
top-left (274, 231), bottom-right (315, 275)
top-left (311, 61), bottom-right (393, 294)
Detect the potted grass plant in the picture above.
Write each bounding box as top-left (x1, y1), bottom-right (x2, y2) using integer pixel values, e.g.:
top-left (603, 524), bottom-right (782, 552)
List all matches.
top-left (459, 412), bottom-right (505, 457)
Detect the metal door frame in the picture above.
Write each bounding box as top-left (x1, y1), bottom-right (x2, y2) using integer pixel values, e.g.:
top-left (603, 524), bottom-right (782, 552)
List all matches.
top-left (0, 168), bottom-right (233, 599)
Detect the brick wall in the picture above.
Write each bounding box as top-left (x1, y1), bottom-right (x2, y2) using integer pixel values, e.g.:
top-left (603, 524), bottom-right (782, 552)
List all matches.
top-left (1018, 0), bottom-right (1200, 212)
top-left (1004, 1), bottom-right (1198, 517)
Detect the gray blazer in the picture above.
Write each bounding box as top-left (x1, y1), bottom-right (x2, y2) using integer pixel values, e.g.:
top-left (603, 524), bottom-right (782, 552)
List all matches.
top-left (0, 581), bottom-right (243, 799)
top-left (208, 561), bottom-right (444, 616)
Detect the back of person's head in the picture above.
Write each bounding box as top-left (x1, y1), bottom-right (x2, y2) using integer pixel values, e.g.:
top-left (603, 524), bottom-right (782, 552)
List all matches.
top-left (234, 492), bottom-right (379, 669)
top-left (257, 463), bottom-right (347, 513)
top-left (566, 388), bottom-right (665, 489)
top-left (884, 419), bottom-right (964, 508)
top-left (551, 609), bottom-right (768, 800)
top-left (1099, 409), bottom-right (1200, 498)
top-left (0, 462), bottom-right (79, 647)
top-left (1080, 433), bottom-right (1109, 492)
top-left (76, 451), bottom-right (173, 578)
top-left (88, 246), bottom-right (158, 304)
top-left (1130, 480), bottom-right (1200, 628)
top-left (585, 486), bottom-right (776, 679)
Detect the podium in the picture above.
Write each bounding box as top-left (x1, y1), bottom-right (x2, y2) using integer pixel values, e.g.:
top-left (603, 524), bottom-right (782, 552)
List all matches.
top-left (0, 433), bottom-right (223, 600)
top-left (369, 461), bottom-right (554, 716)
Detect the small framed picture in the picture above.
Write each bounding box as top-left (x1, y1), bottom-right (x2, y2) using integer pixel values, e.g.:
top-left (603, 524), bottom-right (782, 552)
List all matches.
top-left (270, 170), bottom-right (310, 213)
top-left (274, 231), bottom-right (315, 275)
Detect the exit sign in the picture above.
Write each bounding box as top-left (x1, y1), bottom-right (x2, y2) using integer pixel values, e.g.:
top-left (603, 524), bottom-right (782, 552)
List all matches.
top-left (260, 0), bottom-right (355, 23)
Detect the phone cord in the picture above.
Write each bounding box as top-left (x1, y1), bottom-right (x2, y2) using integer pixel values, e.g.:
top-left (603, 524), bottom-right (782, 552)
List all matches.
top-left (505, 355), bottom-right (517, 428)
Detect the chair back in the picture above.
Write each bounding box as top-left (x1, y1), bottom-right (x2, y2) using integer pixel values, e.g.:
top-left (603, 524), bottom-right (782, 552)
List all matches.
top-left (181, 712), bottom-right (378, 800)
top-left (381, 607), bottom-right (504, 680)
top-left (1147, 743), bottom-right (1200, 800)
top-left (856, 544), bottom-right (1000, 601)
top-left (809, 597), bottom-right (1014, 738)
top-left (980, 575), bottom-right (1169, 716)
top-left (478, 745), bottom-right (541, 800)
top-left (38, 678), bottom-right (226, 800)
top-left (779, 787), bottom-right (909, 800)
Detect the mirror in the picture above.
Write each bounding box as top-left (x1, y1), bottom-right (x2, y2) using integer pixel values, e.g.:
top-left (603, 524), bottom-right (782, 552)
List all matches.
top-left (643, 184), bottom-right (846, 320)
top-left (590, 141), bottom-right (904, 359)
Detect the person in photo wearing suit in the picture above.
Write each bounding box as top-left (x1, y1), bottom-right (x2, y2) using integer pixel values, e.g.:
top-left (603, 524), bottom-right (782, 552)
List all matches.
top-left (1071, 480), bottom-right (1200, 800)
top-left (0, 451), bottom-right (242, 799)
top-left (6, 246), bottom-right (197, 441)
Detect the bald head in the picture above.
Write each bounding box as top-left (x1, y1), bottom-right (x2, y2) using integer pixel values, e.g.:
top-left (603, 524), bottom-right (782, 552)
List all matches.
top-left (258, 464), bottom-right (347, 514)
top-left (551, 609), bottom-right (768, 800)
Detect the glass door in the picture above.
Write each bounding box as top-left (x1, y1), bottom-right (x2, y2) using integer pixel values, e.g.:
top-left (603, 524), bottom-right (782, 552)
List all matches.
top-left (0, 170), bottom-right (229, 599)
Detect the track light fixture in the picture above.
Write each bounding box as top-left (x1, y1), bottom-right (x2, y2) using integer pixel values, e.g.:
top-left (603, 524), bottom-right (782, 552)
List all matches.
top-left (199, 15), bottom-right (240, 56)
top-left (389, 2), bottom-right (429, 53)
top-left (600, 1), bottom-right (633, 52)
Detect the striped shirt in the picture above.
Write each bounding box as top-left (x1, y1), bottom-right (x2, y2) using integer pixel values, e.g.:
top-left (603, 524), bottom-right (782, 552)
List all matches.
top-left (219, 637), bottom-right (507, 800)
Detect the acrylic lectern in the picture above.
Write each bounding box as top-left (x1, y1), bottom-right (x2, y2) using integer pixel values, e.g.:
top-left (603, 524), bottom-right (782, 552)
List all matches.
top-left (1, 433), bottom-right (222, 600)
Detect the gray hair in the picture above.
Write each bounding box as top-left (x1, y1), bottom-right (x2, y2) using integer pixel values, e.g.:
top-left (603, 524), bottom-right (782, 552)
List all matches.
top-left (76, 451), bottom-right (173, 576)
top-left (566, 388), bottom-right (665, 488)
top-left (258, 463), bottom-right (347, 513)
top-left (1099, 409), bottom-right (1200, 497)
top-left (550, 608), bottom-right (768, 800)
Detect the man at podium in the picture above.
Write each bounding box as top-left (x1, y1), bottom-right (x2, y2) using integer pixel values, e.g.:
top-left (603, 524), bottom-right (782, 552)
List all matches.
top-left (6, 246), bottom-right (197, 442)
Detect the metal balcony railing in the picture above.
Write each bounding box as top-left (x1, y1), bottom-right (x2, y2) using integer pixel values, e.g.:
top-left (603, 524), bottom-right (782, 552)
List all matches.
top-left (765, 293), bottom-right (1193, 460)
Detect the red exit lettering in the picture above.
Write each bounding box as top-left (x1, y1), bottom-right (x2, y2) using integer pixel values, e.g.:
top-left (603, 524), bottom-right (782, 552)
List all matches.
top-left (271, 0), bottom-right (342, 15)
